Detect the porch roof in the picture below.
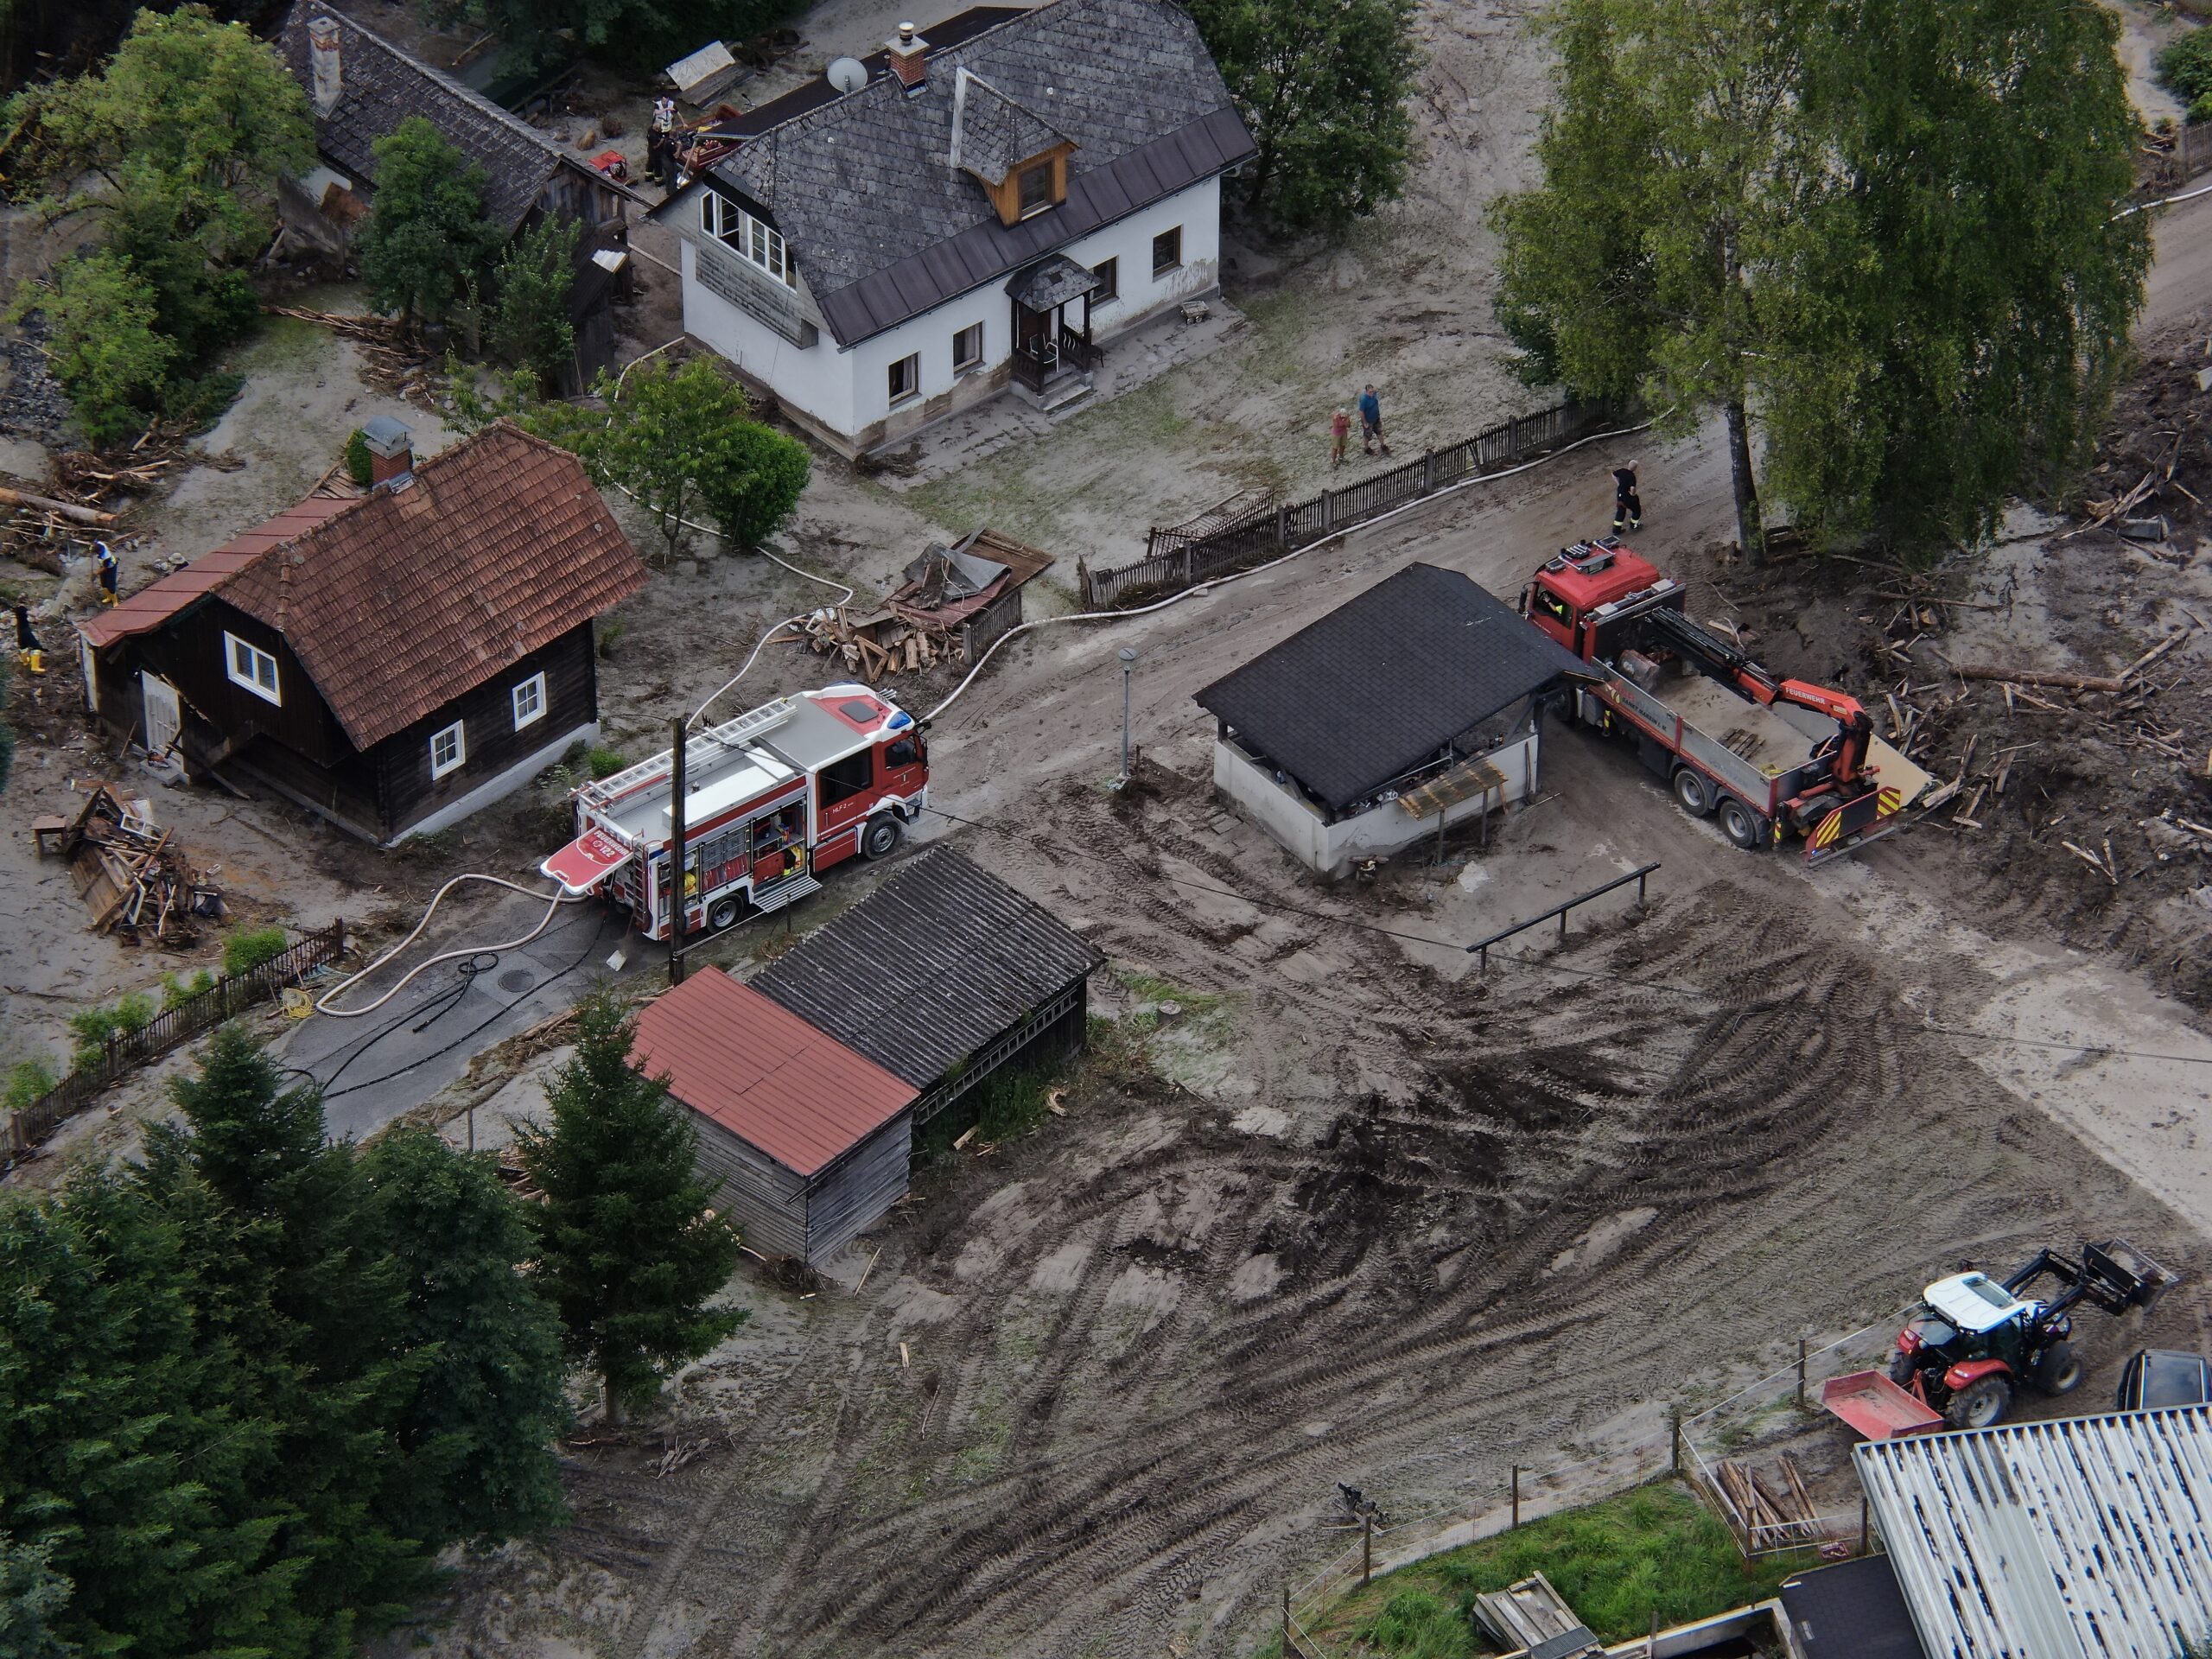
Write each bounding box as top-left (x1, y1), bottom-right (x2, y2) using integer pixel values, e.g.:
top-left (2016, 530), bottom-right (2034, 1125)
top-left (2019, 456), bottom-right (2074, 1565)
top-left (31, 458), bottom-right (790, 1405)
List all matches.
top-left (1007, 252), bottom-right (1100, 312)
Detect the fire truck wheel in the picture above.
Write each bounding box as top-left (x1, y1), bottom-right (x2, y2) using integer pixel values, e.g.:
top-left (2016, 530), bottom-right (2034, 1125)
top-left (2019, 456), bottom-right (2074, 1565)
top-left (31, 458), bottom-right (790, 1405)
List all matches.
top-left (1717, 798), bottom-right (1764, 849)
top-left (1671, 766), bottom-right (1713, 817)
top-left (861, 813), bottom-right (905, 860)
top-left (709, 896), bottom-right (741, 931)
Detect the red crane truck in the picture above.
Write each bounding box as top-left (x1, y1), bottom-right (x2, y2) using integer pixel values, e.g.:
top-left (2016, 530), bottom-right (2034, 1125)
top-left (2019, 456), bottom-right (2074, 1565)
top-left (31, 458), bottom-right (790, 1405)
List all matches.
top-left (539, 683), bottom-right (927, 940)
top-left (1522, 539), bottom-right (1933, 861)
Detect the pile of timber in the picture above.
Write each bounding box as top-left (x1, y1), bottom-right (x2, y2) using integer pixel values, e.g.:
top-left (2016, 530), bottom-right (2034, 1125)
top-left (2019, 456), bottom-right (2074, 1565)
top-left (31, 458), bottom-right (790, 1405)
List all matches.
top-left (1713, 1455), bottom-right (1823, 1548)
top-left (800, 607), bottom-right (954, 676)
top-left (0, 429), bottom-right (190, 575)
top-left (58, 784), bottom-right (224, 946)
top-left (264, 307), bottom-right (436, 403)
top-left (1470, 1572), bottom-right (1601, 1659)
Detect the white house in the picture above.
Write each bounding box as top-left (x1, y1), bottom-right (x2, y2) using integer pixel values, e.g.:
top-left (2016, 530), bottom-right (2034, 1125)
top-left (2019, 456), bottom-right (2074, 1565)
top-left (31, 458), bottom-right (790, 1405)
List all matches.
top-left (648, 0), bottom-right (1255, 455)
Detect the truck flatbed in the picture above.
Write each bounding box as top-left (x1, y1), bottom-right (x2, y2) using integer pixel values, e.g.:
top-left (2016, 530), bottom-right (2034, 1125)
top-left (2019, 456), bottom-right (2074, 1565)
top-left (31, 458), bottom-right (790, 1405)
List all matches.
top-left (1657, 672), bottom-right (1827, 774)
top-left (1821, 1370), bottom-right (1945, 1441)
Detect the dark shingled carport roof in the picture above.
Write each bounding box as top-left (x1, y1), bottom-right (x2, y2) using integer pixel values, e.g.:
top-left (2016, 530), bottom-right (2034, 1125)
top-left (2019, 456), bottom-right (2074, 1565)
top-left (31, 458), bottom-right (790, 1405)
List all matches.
top-left (752, 848), bottom-right (1102, 1090)
top-left (1195, 563), bottom-right (1597, 813)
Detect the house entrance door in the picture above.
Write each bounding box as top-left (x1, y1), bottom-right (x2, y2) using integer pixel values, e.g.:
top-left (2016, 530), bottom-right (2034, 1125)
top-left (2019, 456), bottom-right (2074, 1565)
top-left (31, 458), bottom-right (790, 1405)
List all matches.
top-left (141, 672), bottom-right (181, 760)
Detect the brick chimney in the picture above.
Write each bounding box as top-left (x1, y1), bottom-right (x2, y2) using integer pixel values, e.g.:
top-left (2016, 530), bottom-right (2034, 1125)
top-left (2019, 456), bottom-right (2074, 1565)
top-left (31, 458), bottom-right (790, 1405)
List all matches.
top-left (887, 22), bottom-right (929, 92)
top-left (308, 14), bottom-right (343, 115)
top-left (361, 416), bottom-right (413, 487)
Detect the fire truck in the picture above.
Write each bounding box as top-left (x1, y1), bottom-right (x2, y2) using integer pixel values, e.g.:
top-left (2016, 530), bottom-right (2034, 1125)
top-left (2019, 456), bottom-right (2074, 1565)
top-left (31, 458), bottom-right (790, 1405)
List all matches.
top-left (540, 683), bottom-right (927, 940)
top-left (1522, 538), bottom-right (1933, 861)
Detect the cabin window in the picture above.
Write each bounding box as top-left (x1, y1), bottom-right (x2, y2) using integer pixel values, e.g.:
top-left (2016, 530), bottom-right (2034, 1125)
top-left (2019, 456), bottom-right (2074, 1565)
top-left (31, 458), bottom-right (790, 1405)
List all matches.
top-left (224, 632), bottom-right (281, 705)
top-left (700, 192), bottom-right (793, 288)
top-left (952, 321), bottom-right (983, 374)
top-left (887, 353), bottom-right (919, 405)
top-left (1151, 226), bottom-right (1182, 278)
top-left (1016, 161), bottom-right (1053, 218)
top-left (821, 748), bottom-right (874, 806)
top-left (429, 720), bottom-right (466, 779)
top-left (1091, 256), bottom-right (1118, 302)
top-left (512, 671), bottom-right (546, 730)
top-left (886, 736), bottom-right (918, 768)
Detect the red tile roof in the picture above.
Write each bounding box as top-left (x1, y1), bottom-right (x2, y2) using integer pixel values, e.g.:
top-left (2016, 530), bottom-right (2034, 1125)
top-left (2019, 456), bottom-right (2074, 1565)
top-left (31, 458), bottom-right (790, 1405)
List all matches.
top-left (77, 498), bottom-right (358, 650)
top-left (630, 969), bottom-right (919, 1177)
top-left (218, 423), bottom-right (645, 748)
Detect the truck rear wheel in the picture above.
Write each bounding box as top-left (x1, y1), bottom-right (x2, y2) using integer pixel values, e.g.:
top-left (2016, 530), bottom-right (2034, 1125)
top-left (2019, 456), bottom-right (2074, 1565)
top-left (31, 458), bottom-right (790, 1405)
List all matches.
top-left (1717, 798), bottom-right (1764, 850)
top-left (709, 896), bottom-right (741, 931)
top-left (1671, 767), bottom-right (1714, 817)
top-left (1945, 1375), bottom-right (2012, 1430)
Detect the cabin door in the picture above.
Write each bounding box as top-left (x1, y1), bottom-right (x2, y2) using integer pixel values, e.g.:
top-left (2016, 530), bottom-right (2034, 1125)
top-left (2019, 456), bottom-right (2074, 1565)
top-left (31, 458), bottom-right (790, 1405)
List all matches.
top-left (141, 673), bottom-right (181, 760)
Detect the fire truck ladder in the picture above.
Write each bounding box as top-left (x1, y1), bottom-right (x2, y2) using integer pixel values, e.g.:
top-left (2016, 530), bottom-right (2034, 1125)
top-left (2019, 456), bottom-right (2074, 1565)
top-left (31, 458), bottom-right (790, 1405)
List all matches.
top-left (579, 697), bottom-right (801, 811)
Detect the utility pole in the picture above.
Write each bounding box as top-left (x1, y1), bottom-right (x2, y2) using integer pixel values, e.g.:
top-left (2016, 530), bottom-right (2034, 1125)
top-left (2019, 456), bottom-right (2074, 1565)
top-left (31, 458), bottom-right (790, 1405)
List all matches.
top-left (668, 715), bottom-right (688, 986)
top-left (1116, 646), bottom-right (1137, 788)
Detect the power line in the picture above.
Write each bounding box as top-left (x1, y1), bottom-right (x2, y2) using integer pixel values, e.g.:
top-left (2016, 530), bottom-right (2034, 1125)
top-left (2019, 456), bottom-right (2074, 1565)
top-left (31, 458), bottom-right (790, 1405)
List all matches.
top-left (916, 804), bottom-right (2212, 1071)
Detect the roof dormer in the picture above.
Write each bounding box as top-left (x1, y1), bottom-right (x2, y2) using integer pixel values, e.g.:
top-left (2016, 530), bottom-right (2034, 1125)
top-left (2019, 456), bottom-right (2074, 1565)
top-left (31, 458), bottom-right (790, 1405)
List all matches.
top-left (949, 67), bottom-right (1075, 226)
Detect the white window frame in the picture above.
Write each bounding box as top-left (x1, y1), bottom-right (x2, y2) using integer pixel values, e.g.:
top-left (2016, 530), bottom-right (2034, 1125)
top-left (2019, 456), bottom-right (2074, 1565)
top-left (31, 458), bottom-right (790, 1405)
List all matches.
top-left (511, 671), bottom-right (546, 731)
top-left (429, 720), bottom-right (466, 779)
top-left (952, 321), bottom-right (984, 375)
top-left (887, 353), bottom-right (920, 405)
top-left (224, 632), bottom-right (281, 705)
top-left (1152, 225), bottom-right (1183, 278)
top-left (701, 192), bottom-right (793, 288)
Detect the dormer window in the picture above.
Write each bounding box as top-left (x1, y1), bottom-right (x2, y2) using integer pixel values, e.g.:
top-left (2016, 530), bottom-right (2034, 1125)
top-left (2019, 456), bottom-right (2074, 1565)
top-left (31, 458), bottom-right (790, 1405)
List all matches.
top-left (1017, 161), bottom-right (1053, 218)
top-left (700, 191), bottom-right (794, 288)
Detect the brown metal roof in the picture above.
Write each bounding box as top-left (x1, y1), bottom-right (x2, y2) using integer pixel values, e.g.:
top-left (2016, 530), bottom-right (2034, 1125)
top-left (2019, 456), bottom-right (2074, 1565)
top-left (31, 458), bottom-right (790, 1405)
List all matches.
top-left (77, 498), bottom-right (359, 650)
top-left (216, 423), bottom-right (645, 749)
top-left (631, 968), bottom-right (919, 1177)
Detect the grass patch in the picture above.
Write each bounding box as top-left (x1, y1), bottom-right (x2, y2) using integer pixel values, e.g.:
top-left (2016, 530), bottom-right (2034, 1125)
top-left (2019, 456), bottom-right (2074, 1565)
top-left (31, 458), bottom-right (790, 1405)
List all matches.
top-left (1308, 1481), bottom-right (1792, 1656)
top-left (917, 1064), bottom-right (1061, 1159)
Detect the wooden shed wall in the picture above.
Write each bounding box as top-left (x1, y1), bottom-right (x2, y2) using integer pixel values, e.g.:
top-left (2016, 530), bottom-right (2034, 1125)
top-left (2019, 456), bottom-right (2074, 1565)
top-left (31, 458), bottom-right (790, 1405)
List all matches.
top-left (693, 1116), bottom-right (811, 1260)
top-left (802, 1112), bottom-right (913, 1263)
top-left (690, 1109), bottom-right (912, 1266)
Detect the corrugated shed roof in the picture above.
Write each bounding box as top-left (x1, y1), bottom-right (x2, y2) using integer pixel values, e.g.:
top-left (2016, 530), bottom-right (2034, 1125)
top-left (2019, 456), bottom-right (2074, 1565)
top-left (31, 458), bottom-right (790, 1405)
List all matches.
top-left (659, 0), bottom-right (1253, 346)
top-left (632, 969), bottom-right (918, 1177)
top-left (1195, 563), bottom-right (1597, 813)
top-left (1854, 1408), bottom-right (2212, 1659)
top-left (76, 498), bottom-right (358, 649)
top-left (216, 423), bottom-right (645, 749)
top-left (753, 848), bottom-right (1102, 1090)
top-left (276, 0), bottom-right (576, 232)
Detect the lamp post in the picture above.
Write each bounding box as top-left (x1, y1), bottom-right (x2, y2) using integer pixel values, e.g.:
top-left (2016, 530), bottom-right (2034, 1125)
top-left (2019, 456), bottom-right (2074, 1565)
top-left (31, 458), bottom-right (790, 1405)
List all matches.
top-left (1116, 646), bottom-right (1137, 789)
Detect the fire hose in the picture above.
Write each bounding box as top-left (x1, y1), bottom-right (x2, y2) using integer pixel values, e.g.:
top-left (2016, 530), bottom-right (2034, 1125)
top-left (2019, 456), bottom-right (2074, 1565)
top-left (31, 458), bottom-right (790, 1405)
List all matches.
top-left (313, 872), bottom-right (590, 1017)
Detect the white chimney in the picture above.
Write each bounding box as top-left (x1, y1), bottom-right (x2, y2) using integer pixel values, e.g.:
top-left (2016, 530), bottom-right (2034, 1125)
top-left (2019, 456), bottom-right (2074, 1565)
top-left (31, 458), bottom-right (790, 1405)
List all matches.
top-left (308, 15), bottom-right (343, 115)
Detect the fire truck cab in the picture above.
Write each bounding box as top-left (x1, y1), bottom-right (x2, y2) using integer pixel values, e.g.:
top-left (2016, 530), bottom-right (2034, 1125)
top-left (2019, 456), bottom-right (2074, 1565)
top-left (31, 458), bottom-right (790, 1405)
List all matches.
top-left (541, 683), bottom-right (927, 940)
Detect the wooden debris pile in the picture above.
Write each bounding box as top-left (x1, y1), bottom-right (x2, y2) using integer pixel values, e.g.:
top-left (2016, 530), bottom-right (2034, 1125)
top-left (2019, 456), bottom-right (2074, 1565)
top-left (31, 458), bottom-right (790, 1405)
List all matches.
top-left (1713, 1454), bottom-right (1826, 1548)
top-left (800, 607), bottom-right (955, 676)
top-left (265, 307), bottom-right (436, 404)
top-left (0, 434), bottom-right (183, 575)
top-left (55, 784), bottom-right (225, 946)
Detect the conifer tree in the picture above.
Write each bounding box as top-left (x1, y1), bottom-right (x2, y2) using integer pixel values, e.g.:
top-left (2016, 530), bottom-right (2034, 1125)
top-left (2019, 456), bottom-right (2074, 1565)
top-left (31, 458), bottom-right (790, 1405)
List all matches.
top-left (517, 991), bottom-right (745, 1423)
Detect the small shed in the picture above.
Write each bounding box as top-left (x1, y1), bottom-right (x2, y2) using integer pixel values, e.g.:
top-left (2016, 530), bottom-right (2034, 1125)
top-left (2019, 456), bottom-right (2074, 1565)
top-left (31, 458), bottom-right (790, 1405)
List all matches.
top-left (631, 967), bottom-right (919, 1263)
top-left (753, 847), bottom-right (1102, 1124)
top-left (1195, 562), bottom-right (1594, 876)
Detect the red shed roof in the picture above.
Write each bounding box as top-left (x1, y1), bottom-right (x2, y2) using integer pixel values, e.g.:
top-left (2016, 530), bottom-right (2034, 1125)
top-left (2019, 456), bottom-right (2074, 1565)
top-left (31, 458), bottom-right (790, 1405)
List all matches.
top-left (629, 968), bottom-right (918, 1178)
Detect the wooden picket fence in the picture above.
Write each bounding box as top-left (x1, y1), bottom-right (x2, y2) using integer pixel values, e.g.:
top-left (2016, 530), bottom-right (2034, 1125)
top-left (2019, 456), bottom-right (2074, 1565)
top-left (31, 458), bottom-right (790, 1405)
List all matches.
top-left (5, 920), bottom-right (346, 1159)
top-left (2141, 119), bottom-right (2212, 198)
top-left (1079, 399), bottom-right (1620, 609)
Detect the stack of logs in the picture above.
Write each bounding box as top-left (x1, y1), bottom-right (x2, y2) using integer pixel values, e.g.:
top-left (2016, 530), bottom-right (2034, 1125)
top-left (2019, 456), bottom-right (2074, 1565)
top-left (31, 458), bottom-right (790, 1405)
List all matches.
top-left (60, 785), bottom-right (225, 946)
top-left (1713, 1455), bottom-right (1824, 1548)
top-left (800, 607), bottom-right (953, 677)
top-left (264, 308), bottom-right (436, 404)
top-left (0, 449), bottom-right (162, 575)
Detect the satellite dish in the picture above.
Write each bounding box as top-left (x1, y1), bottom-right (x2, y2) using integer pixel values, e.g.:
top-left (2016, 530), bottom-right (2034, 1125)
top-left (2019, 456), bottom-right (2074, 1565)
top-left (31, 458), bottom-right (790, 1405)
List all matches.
top-left (826, 56), bottom-right (868, 92)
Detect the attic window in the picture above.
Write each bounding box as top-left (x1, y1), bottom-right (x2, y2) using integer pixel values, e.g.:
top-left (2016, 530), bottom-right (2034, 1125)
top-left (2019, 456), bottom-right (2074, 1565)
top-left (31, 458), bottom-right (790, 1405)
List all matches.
top-left (1017, 162), bottom-right (1053, 217)
top-left (225, 632), bottom-right (281, 705)
top-left (700, 192), bottom-right (794, 288)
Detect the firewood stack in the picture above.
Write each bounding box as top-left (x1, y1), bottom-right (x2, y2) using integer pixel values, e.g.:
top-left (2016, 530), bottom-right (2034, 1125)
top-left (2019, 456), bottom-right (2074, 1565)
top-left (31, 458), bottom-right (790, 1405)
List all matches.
top-left (799, 607), bottom-right (952, 676)
top-left (1713, 1455), bottom-right (1824, 1548)
top-left (58, 785), bottom-right (225, 946)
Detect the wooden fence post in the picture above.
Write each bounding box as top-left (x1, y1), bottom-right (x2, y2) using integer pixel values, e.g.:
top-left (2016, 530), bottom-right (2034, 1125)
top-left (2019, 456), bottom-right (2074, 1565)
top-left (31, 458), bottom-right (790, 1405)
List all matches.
top-left (1421, 448), bottom-right (1437, 494)
top-left (1362, 1510), bottom-right (1373, 1586)
top-left (1796, 1338), bottom-right (1808, 1408)
top-left (1274, 502), bottom-right (1289, 550)
top-left (1670, 1408), bottom-right (1682, 1476)
top-left (1510, 1465), bottom-right (1520, 1529)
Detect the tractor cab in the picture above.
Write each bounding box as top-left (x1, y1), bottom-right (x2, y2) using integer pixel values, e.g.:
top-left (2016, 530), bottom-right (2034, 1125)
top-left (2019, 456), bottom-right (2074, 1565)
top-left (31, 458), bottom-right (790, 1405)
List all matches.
top-left (1922, 1272), bottom-right (2038, 1336)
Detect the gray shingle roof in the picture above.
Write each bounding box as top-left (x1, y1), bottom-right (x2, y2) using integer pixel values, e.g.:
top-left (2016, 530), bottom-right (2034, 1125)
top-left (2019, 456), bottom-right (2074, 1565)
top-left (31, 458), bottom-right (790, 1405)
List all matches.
top-left (1195, 563), bottom-right (1598, 814)
top-left (666, 0), bottom-right (1253, 346)
top-left (950, 70), bottom-right (1070, 185)
top-left (752, 848), bottom-right (1103, 1090)
top-left (276, 1), bottom-right (573, 232)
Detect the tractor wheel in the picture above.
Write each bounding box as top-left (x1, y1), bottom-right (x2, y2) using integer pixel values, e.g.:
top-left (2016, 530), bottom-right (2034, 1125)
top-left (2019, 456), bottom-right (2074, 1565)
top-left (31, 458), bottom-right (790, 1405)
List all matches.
top-left (1946, 1375), bottom-right (2013, 1430)
top-left (1717, 798), bottom-right (1764, 850)
top-left (1672, 767), bottom-right (1714, 817)
top-left (861, 813), bottom-right (905, 860)
top-left (709, 896), bottom-right (741, 931)
top-left (2036, 1342), bottom-right (2084, 1395)
top-left (1887, 1349), bottom-right (1917, 1387)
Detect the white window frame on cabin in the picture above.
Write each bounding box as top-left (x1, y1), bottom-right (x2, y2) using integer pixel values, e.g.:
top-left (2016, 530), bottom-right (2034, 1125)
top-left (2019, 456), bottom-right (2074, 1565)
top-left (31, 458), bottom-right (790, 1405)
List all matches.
top-left (429, 720), bottom-right (467, 779)
top-left (224, 632), bottom-right (281, 705)
top-left (700, 191), bottom-right (795, 288)
top-left (511, 671), bottom-right (546, 731)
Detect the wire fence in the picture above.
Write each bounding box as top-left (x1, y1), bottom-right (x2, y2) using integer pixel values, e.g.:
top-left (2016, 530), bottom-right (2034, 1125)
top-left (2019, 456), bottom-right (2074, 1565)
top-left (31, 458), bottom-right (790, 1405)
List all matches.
top-left (5, 921), bottom-right (347, 1159)
top-left (1080, 399), bottom-right (1622, 610)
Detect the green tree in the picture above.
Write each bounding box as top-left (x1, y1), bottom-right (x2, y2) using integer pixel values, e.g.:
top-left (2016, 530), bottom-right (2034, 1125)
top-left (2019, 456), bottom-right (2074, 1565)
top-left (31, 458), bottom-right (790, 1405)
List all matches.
top-left (699, 418), bottom-right (811, 548)
top-left (0, 1534), bottom-right (75, 1659)
top-left (1185, 0), bottom-right (1419, 232)
top-left (489, 214), bottom-right (580, 393)
top-left (517, 991), bottom-right (744, 1423)
top-left (355, 118), bottom-right (502, 332)
top-left (1490, 0), bottom-right (2146, 561)
top-left (2158, 30), bottom-right (2212, 124)
top-left (8, 254), bottom-right (176, 448)
top-left (359, 1128), bottom-right (569, 1548)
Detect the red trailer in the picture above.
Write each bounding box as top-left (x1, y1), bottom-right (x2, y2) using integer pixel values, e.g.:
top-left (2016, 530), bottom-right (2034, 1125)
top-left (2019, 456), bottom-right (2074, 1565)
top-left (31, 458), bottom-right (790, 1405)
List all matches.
top-left (540, 683), bottom-right (927, 940)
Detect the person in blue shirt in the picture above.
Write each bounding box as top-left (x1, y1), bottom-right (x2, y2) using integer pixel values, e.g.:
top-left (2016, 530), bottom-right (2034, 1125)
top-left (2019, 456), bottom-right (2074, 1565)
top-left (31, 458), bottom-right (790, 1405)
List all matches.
top-left (1357, 385), bottom-right (1391, 456)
